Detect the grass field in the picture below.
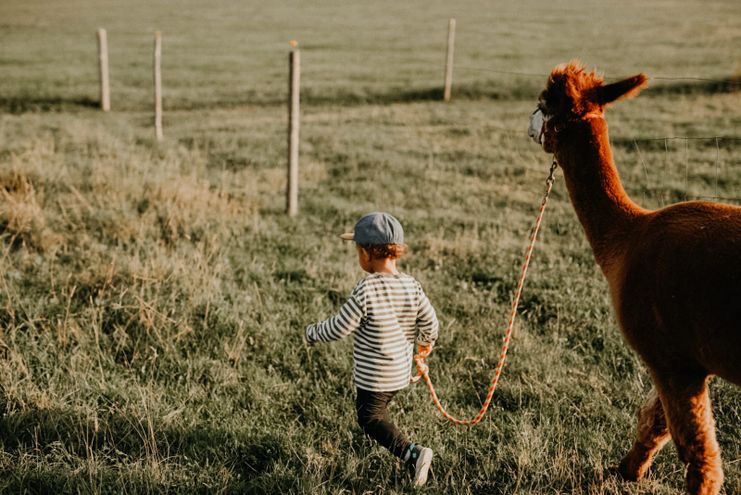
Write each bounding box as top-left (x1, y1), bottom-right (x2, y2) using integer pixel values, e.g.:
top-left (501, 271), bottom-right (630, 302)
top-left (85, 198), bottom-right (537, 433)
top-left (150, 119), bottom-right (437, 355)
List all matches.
top-left (1, 0), bottom-right (740, 493)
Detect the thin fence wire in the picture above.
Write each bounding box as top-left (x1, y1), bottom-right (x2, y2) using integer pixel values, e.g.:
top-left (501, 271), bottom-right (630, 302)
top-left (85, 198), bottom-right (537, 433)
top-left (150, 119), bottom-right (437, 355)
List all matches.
top-left (454, 65), bottom-right (741, 86)
top-left (652, 76), bottom-right (741, 84)
top-left (627, 136), bottom-right (741, 141)
top-left (10, 24), bottom-right (735, 203)
top-left (354, 110), bottom-right (741, 203)
top-left (628, 135), bottom-right (739, 204)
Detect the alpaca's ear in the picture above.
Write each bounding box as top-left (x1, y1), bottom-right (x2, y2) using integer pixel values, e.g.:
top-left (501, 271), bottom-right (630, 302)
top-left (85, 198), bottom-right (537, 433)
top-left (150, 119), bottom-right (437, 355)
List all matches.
top-left (593, 74), bottom-right (648, 106)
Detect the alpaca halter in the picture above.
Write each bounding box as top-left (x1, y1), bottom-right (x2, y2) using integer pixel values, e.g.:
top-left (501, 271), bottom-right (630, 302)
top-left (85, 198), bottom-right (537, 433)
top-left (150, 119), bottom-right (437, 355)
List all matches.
top-left (528, 108), bottom-right (548, 146)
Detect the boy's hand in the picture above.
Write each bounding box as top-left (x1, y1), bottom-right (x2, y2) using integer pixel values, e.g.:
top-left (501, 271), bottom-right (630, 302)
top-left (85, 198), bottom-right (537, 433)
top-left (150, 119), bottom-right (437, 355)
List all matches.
top-left (410, 344), bottom-right (433, 384)
top-left (416, 343), bottom-right (433, 358)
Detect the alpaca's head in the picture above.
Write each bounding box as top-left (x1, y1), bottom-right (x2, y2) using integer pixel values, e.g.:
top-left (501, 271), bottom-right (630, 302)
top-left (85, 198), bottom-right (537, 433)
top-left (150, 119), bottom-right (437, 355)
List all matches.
top-left (528, 61), bottom-right (648, 153)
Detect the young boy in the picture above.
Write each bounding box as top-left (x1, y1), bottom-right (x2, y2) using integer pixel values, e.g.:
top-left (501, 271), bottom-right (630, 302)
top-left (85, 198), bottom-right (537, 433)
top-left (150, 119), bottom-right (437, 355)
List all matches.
top-left (305, 211), bottom-right (439, 486)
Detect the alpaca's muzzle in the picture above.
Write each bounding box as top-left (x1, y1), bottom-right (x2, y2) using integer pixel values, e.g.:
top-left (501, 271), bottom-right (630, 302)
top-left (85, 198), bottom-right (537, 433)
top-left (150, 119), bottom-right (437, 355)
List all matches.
top-left (528, 109), bottom-right (546, 145)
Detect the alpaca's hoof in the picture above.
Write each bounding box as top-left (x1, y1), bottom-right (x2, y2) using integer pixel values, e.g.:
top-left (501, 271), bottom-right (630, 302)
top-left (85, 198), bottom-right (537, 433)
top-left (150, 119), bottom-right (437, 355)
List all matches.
top-left (686, 463), bottom-right (723, 495)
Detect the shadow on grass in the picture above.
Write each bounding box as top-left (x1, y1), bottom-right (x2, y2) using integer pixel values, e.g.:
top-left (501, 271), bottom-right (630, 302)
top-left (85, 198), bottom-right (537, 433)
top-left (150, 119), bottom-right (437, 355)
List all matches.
top-left (0, 96), bottom-right (99, 114)
top-left (0, 463), bottom-right (168, 495)
top-left (0, 405), bottom-right (292, 493)
top-left (171, 76), bottom-right (738, 109)
top-left (0, 462), bottom-right (300, 495)
top-left (158, 85), bottom-right (493, 110)
top-left (302, 86), bottom-right (444, 106)
top-left (2, 76), bottom-right (738, 115)
top-left (163, 80), bottom-right (542, 110)
top-left (289, 79), bottom-right (541, 107)
top-left (645, 76), bottom-right (741, 96)
top-left (1, 79), bottom-right (542, 114)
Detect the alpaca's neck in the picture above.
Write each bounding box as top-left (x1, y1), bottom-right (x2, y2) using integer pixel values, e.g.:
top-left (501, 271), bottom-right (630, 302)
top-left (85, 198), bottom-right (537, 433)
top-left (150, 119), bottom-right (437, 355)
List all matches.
top-left (555, 118), bottom-right (646, 271)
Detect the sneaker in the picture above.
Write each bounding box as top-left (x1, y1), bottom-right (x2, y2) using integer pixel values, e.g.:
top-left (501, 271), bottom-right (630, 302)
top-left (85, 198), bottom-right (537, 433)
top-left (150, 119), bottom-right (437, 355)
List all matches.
top-left (406, 444), bottom-right (433, 486)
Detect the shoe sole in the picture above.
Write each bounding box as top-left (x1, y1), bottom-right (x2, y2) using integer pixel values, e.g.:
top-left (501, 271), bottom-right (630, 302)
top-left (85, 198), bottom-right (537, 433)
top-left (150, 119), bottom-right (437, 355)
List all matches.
top-left (413, 448), bottom-right (433, 486)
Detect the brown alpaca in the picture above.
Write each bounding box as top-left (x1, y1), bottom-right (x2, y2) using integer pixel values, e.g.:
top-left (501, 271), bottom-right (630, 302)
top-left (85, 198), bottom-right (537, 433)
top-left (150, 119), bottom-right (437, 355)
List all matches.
top-left (528, 61), bottom-right (741, 495)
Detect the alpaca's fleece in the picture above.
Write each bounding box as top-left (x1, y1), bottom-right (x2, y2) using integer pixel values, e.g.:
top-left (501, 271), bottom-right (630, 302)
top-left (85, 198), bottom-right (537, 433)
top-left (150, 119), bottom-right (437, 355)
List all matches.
top-left (533, 60), bottom-right (740, 495)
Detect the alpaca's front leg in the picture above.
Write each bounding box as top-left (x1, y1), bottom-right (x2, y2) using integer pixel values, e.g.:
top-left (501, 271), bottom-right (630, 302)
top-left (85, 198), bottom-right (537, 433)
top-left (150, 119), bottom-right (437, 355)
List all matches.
top-left (658, 375), bottom-right (723, 495)
top-left (618, 386), bottom-right (670, 480)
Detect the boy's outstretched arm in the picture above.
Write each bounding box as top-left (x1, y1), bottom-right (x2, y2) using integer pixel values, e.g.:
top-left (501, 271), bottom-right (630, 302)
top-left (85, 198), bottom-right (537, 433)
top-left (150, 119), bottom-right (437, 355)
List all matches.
top-left (415, 284), bottom-right (439, 348)
top-left (305, 286), bottom-right (365, 345)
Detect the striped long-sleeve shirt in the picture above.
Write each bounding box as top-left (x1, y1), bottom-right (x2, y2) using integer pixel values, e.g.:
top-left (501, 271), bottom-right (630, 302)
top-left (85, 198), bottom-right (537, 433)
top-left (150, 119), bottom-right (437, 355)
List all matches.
top-left (305, 273), bottom-right (439, 392)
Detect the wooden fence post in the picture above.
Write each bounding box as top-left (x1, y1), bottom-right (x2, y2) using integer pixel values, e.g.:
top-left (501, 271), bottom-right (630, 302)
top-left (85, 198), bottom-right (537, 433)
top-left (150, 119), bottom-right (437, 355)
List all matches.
top-left (287, 41), bottom-right (300, 217)
top-left (153, 31), bottom-right (163, 141)
top-left (97, 28), bottom-right (110, 111)
top-left (443, 18), bottom-right (456, 102)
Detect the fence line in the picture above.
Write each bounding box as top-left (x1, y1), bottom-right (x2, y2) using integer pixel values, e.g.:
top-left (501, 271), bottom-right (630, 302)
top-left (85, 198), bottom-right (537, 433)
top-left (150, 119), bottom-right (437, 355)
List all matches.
top-left (86, 27), bottom-right (739, 113)
top-left (454, 65), bottom-right (741, 86)
top-left (75, 26), bottom-right (740, 216)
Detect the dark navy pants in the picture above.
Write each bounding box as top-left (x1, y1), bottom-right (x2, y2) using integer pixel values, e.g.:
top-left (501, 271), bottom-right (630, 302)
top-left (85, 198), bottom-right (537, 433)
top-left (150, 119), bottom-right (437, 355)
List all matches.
top-left (355, 387), bottom-right (411, 459)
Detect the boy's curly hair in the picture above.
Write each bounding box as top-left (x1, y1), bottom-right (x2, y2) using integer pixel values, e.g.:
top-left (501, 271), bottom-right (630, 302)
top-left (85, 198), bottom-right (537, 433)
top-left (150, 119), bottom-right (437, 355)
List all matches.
top-left (359, 243), bottom-right (408, 260)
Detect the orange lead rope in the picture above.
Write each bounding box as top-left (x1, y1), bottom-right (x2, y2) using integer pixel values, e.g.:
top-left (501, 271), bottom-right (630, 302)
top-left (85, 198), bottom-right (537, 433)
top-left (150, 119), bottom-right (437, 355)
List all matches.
top-left (413, 159), bottom-right (559, 426)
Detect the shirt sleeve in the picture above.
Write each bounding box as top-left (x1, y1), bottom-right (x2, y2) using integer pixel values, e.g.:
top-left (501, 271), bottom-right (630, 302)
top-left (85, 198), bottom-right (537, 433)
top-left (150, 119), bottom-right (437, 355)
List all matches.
top-left (415, 282), bottom-right (439, 346)
top-left (305, 282), bottom-right (365, 345)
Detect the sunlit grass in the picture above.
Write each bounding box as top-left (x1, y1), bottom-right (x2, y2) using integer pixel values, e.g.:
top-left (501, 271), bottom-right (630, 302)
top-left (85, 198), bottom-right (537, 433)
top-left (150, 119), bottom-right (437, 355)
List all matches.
top-left (0, 0), bottom-right (739, 493)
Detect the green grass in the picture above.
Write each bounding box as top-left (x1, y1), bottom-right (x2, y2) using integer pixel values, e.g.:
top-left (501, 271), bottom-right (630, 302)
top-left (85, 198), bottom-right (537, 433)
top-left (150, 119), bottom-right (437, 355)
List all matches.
top-left (1, 0), bottom-right (740, 493)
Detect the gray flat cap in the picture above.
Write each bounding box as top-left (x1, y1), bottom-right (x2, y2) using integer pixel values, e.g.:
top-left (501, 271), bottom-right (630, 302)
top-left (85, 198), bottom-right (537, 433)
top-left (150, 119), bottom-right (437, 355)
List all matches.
top-left (340, 212), bottom-right (404, 245)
